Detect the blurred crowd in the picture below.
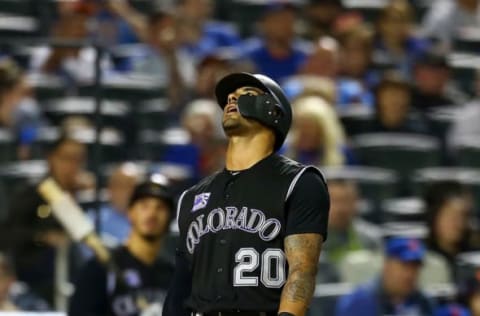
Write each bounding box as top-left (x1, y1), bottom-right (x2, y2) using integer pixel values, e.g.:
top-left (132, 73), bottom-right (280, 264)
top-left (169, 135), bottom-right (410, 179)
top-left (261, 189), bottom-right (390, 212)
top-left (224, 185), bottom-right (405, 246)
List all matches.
top-left (0, 0), bottom-right (479, 315)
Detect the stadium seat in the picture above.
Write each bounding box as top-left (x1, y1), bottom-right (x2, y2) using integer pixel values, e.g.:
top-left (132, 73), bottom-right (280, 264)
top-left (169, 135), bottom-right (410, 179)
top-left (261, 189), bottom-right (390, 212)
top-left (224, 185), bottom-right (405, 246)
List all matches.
top-left (27, 73), bottom-right (67, 101)
top-left (0, 160), bottom-right (47, 217)
top-left (230, 0), bottom-right (270, 37)
top-left (454, 137), bottom-right (480, 168)
top-left (454, 27), bottom-right (480, 54)
top-left (351, 133), bottom-right (441, 194)
top-left (412, 167), bottom-right (480, 216)
top-left (338, 106), bottom-right (375, 136)
top-left (137, 98), bottom-right (172, 131)
top-left (322, 166), bottom-right (398, 223)
top-left (0, 14), bottom-right (39, 38)
top-left (73, 128), bottom-right (126, 169)
top-left (343, 0), bottom-right (386, 22)
top-left (0, 129), bottom-right (15, 163)
top-left (78, 74), bottom-right (167, 101)
top-left (448, 52), bottom-right (480, 96)
top-left (43, 97), bottom-right (130, 130)
top-left (0, 0), bottom-right (34, 16)
top-left (381, 197), bottom-right (425, 223)
top-left (309, 283), bottom-right (353, 316)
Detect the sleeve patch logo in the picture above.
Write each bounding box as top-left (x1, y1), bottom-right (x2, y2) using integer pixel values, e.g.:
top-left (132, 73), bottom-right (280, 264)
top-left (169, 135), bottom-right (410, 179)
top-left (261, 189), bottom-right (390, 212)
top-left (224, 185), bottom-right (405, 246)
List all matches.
top-left (192, 192), bottom-right (211, 212)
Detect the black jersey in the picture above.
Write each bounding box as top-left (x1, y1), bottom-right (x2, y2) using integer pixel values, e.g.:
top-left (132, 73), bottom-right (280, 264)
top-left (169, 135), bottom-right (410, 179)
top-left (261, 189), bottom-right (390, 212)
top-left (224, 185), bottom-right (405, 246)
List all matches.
top-left (69, 246), bottom-right (174, 316)
top-left (176, 154), bottom-right (329, 312)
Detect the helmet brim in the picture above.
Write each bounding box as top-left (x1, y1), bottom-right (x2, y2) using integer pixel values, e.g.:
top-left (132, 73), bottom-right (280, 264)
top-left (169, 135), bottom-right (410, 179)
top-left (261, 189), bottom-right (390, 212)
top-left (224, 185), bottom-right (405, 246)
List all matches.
top-left (215, 72), bottom-right (270, 109)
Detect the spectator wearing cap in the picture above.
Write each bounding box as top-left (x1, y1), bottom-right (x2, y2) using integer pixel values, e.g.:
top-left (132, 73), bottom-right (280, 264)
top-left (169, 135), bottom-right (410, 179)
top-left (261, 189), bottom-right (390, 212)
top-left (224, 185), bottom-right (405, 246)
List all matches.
top-left (336, 237), bottom-right (435, 316)
top-left (421, 0), bottom-right (480, 50)
top-left (69, 177), bottom-right (175, 316)
top-left (242, 2), bottom-right (312, 82)
top-left (411, 50), bottom-right (468, 111)
top-left (371, 72), bottom-right (429, 134)
top-left (434, 304), bottom-right (471, 316)
top-left (373, 0), bottom-right (430, 79)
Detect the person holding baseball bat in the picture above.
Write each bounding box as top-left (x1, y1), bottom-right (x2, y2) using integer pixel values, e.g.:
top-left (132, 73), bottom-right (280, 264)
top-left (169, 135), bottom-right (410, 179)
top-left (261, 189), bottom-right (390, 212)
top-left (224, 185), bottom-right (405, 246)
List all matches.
top-left (68, 177), bottom-right (175, 316)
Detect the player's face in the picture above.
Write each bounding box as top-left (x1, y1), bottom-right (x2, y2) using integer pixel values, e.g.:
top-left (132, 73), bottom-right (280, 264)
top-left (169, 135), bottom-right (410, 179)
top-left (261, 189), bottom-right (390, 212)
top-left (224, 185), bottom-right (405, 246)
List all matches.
top-left (434, 196), bottom-right (471, 246)
top-left (383, 259), bottom-right (421, 298)
top-left (328, 182), bottom-right (358, 230)
top-left (49, 141), bottom-right (86, 191)
top-left (222, 86), bottom-right (265, 136)
top-left (129, 197), bottom-right (170, 241)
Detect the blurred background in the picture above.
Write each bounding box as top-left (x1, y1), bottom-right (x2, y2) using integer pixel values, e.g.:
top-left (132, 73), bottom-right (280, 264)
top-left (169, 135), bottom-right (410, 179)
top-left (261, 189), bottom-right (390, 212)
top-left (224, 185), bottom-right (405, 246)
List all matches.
top-left (0, 0), bottom-right (479, 315)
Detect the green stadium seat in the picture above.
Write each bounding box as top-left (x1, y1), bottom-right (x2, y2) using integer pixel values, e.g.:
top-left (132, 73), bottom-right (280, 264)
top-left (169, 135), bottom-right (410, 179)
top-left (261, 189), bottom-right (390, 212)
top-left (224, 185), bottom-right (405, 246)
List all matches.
top-left (0, 14), bottom-right (38, 38)
top-left (0, 160), bottom-right (47, 215)
top-left (322, 166), bottom-right (398, 223)
top-left (0, 0), bottom-right (34, 15)
top-left (338, 106), bottom-right (374, 137)
top-left (448, 52), bottom-right (480, 96)
top-left (0, 129), bottom-right (15, 163)
top-left (71, 128), bottom-right (126, 169)
top-left (343, 0), bottom-right (386, 22)
top-left (454, 137), bottom-right (480, 168)
top-left (308, 283), bottom-right (353, 316)
top-left (230, 1), bottom-right (269, 37)
top-left (454, 28), bottom-right (480, 54)
top-left (137, 98), bottom-right (171, 131)
top-left (27, 73), bottom-right (67, 101)
top-left (43, 97), bottom-right (130, 129)
top-left (381, 197), bottom-right (425, 223)
top-left (78, 74), bottom-right (167, 101)
top-left (352, 133), bottom-right (442, 194)
top-left (412, 167), bottom-right (480, 216)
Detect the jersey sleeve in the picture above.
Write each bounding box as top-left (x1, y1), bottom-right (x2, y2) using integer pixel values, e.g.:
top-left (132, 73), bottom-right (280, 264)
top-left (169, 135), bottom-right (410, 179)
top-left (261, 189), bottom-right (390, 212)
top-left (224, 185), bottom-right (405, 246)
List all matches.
top-left (68, 258), bottom-right (108, 316)
top-left (284, 169), bottom-right (330, 241)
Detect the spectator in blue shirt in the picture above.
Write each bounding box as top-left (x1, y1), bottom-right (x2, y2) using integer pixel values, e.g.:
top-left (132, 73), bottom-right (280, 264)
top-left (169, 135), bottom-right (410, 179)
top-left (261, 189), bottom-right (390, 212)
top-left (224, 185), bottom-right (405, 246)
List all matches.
top-left (243, 3), bottom-right (311, 83)
top-left (372, 0), bottom-right (430, 79)
top-left (89, 163), bottom-right (142, 245)
top-left (336, 237), bottom-right (435, 316)
top-left (175, 0), bottom-right (242, 61)
top-left (336, 25), bottom-right (377, 110)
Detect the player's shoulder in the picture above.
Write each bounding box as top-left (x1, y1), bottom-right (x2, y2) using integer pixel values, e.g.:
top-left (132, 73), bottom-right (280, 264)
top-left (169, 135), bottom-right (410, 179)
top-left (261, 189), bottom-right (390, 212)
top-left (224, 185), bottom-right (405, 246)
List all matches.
top-left (187, 170), bottom-right (222, 194)
top-left (274, 154), bottom-right (326, 182)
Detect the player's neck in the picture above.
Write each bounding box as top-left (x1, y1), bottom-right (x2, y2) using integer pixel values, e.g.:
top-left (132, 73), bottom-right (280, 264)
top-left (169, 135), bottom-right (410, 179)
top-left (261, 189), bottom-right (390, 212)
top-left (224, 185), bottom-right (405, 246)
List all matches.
top-left (225, 133), bottom-right (274, 171)
top-left (125, 233), bottom-right (162, 266)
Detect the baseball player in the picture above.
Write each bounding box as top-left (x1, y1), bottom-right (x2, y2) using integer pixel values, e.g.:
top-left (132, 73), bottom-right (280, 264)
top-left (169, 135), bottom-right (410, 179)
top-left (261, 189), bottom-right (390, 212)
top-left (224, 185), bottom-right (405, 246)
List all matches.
top-left (69, 178), bottom-right (175, 316)
top-left (163, 72), bottom-right (330, 316)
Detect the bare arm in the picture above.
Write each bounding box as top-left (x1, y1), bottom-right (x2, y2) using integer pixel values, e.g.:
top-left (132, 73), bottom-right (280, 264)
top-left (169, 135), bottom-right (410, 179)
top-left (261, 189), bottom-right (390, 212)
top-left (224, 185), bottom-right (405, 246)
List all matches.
top-left (107, 0), bottom-right (149, 42)
top-left (279, 233), bottom-right (323, 316)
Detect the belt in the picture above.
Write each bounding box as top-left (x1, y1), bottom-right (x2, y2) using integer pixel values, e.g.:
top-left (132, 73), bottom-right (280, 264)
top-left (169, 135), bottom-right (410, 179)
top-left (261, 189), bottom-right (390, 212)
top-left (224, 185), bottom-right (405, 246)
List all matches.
top-left (192, 312), bottom-right (276, 316)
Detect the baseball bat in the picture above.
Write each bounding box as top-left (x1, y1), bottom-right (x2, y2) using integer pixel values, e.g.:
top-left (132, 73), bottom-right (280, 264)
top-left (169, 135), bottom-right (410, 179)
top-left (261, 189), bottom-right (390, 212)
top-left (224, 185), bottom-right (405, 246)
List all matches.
top-left (37, 178), bottom-right (111, 264)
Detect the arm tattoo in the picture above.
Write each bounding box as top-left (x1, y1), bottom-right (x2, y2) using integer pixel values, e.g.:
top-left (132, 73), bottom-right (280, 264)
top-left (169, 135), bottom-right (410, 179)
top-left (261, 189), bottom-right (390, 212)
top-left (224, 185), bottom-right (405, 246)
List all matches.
top-left (281, 233), bottom-right (322, 308)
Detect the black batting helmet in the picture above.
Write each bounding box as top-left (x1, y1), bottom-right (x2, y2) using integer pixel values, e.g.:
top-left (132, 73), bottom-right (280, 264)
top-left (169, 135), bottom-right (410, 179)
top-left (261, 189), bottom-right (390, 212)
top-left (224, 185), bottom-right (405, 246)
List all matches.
top-left (215, 72), bottom-right (292, 151)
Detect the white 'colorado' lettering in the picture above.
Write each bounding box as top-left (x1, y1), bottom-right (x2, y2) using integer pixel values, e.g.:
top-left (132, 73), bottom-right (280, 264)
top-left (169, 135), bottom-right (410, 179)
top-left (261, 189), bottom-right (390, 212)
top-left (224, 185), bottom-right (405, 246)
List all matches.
top-left (186, 207), bottom-right (281, 254)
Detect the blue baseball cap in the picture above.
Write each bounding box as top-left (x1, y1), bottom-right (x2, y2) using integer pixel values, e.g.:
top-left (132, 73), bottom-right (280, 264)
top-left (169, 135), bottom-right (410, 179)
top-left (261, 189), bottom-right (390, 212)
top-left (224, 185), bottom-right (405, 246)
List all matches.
top-left (434, 304), bottom-right (471, 316)
top-left (385, 237), bottom-right (425, 262)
